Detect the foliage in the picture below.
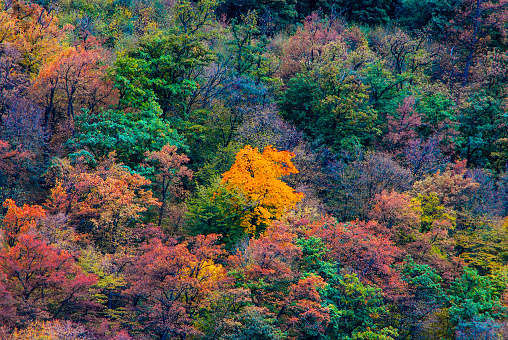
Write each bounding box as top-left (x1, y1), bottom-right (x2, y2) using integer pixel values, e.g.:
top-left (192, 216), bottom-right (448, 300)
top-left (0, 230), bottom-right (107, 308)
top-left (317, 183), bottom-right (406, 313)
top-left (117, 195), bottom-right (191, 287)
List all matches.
top-left (221, 145), bottom-right (304, 236)
top-left (3, 0), bottom-right (508, 338)
top-left (46, 154), bottom-right (160, 253)
top-left (70, 103), bottom-right (185, 172)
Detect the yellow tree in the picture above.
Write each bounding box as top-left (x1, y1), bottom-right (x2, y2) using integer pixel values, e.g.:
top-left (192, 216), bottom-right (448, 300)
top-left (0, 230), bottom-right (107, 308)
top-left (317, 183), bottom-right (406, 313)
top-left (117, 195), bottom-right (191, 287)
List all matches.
top-left (221, 145), bottom-right (304, 235)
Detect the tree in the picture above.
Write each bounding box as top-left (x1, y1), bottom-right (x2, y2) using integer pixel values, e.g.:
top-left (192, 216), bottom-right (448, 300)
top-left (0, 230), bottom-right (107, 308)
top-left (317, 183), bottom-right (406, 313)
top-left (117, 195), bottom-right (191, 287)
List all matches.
top-left (0, 233), bottom-right (98, 327)
top-left (144, 144), bottom-right (193, 229)
top-left (1, 199), bottom-right (45, 247)
top-left (455, 91), bottom-right (508, 167)
top-left (279, 66), bottom-right (380, 151)
top-left (47, 154), bottom-right (160, 253)
top-left (218, 306), bottom-right (285, 340)
top-left (304, 218), bottom-right (404, 300)
top-left (447, 267), bottom-right (507, 337)
top-left (125, 234), bottom-right (225, 340)
top-left (70, 102), bottom-right (185, 172)
top-left (8, 320), bottom-right (91, 340)
top-left (324, 272), bottom-right (399, 340)
top-left (278, 13), bottom-right (342, 82)
top-left (337, 0), bottom-right (394, 25)
top-left (227, 11), bottom-right (272, 81)
top-left (0, 140), bottom-right (33, 202)
top-left (216, 0), bottom-right (297, 32)
top-left (229, 221), bottom-right (302, 309)
top-left (221, 145), bottom-right (304, 236)
top-left (112, 0), bottom-right (216, 121)
top-left (394, 256), bottom-right (447, 339)
top-left (283, 275), bottom-right (330, 339)
top-left (1, 0), bottom-right (67, 76)
top-left (445, 0), bottom-right (508, 86)
top-left (33, 41), bottom-right (114, 127)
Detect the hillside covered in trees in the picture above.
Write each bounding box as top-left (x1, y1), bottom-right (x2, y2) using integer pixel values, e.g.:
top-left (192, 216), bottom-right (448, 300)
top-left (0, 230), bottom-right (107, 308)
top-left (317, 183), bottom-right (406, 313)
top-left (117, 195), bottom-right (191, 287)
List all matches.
top-left (1, 0), bottom-right (508, 338)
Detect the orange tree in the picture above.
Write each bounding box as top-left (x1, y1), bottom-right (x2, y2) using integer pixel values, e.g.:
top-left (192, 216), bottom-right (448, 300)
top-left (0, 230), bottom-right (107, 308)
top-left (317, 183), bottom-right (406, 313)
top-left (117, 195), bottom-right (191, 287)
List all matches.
top-left (187, 145), bottom-right (303, 247)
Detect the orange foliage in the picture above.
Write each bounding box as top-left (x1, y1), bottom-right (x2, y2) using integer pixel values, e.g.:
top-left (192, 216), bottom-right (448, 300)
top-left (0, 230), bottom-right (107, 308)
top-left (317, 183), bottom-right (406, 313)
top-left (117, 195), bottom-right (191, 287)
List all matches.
top-left (47, 154), bottom-right (160, 252)
top-left (1, 199), bottom-right (45, 247)
top-left (144, 144), bottom-right (193, 228)
top-left (221, 145), bottom-right (304, 235)
top-left (1, 0), bottom-right (70, 76)
top-left (34, 41), bottom-right (114, 124)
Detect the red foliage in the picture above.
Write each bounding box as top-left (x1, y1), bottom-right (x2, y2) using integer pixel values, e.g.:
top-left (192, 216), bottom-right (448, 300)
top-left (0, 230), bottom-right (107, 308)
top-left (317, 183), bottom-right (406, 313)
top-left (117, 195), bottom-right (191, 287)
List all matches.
top-left (0, 233), bottom-right (98, 327)
top-left (283, 275), bottom-right (330, 338)
top-left (34, 39), bottom-right (115, 126)
top-left (227, 221), bottom-right (303, 316)
top-left (125, 234), bottom-right (225, 339)
top-left (144, 144), bottom-right (193, 228)
top-left (304, 217), bottom-right (406, 300)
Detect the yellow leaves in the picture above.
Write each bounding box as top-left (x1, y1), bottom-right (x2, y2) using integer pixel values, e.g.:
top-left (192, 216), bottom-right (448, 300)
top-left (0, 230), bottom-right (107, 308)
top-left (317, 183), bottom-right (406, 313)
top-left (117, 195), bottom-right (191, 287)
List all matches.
top-left (0, 1), bottom-right (69, 76)
top-left (221, 145), bottom-right (304, 235)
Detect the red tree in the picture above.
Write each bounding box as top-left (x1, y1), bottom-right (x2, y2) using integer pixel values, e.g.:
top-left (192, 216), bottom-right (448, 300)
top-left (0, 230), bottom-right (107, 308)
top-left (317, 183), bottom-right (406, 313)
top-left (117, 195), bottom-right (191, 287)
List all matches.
top-left (125, 234), bottom-right (226, 340)
top-left (0, 233), bottom-right (98, 327)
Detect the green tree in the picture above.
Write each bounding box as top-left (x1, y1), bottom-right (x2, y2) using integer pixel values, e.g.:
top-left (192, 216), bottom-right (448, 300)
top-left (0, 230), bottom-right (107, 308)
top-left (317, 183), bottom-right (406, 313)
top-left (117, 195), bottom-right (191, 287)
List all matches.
top-left (447, 267), bottom-right (507, 337)
top-left (112, 0), bottom-right (216, 122)
top-left (456, 91), bottom-right (508, 167)
top-left (186, 177), bottom-right (251, 249)
top-left (70, 102), bottom-right (185, 172)
top-left (280, 71), bottom-right (379, 151)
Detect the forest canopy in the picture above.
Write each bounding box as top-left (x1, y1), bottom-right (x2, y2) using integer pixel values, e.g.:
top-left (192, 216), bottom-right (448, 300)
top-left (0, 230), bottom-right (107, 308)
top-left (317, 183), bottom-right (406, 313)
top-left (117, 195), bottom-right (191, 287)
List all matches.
top-left (1, 0), bottom-right (508, 339)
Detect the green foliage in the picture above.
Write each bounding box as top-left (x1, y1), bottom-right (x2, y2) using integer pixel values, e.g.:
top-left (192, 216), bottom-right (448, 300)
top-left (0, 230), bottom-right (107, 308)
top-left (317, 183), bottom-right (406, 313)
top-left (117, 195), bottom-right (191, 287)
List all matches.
top-left (280, 71), bottom-right (380, 151)
top-left (456, 91), bottom-right (508, 167)
top-left (113, 33), bottom-right (210, 121)
top-left (112, 0), bottom-right (216, 123)
top-left (455, 220), bottom-right (508, 275)
top-left (220, 306), bottom-right (285, 340)
top-left (338, 0), bottom-right (394, 25)
top-left (227, 11), bottom-right (271, 81)
top-left (396, 0), bottom-right (460, 33)
top-left (401, 256), bottom-right (446, 302)
top-left (78, 248), bottom-right (126, 319)
top-left (70, 102), bottom-right (185, 172)
top-left (447, 267), bottom-right (507, 333)
top-left (217, 0), bottom-right (297, 32)
top-left (186, 177), bottom-right (251, 248)
top-left (325, 271), bottom-right (398, 339)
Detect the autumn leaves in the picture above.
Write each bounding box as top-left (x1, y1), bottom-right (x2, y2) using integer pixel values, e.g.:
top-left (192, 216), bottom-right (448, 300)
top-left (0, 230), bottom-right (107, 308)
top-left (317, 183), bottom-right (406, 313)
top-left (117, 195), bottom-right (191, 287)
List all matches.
top-left (221, 145), bottom-right (304, 236)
